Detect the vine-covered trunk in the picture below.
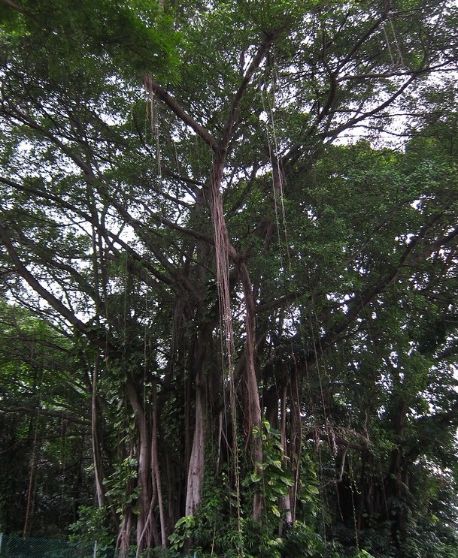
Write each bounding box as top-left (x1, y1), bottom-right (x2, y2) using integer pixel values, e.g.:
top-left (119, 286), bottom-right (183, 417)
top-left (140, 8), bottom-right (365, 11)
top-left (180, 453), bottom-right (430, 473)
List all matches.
top-left (208, 152), bottom-right (265, 520)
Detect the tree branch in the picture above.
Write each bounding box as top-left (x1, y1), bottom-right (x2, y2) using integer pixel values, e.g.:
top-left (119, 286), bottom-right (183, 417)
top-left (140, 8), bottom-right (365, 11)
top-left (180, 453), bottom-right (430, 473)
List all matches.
top-left (0, 405), bottom-right (89, 425)
top-left (220, 34), bottom-right (276, 151)
top-left (144, 75), bottom-right (219, 151)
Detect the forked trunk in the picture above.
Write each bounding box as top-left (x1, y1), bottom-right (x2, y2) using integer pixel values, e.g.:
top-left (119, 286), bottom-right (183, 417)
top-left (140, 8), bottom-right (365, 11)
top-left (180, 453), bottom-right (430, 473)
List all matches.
top-left (126, 379), bottom-right (153, 550)
top-left (116, 509), bottom-right (132, 558)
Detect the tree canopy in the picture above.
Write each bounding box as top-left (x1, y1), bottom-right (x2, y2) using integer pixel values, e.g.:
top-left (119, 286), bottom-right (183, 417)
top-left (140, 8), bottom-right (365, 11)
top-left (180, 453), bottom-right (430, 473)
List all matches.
top-left (0, 1), bottom-right (457, 556)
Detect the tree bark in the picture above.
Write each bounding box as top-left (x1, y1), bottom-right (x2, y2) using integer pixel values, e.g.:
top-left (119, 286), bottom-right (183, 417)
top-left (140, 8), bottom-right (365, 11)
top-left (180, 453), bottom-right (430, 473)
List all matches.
top-left (280, 387), bottom-right (293, 528)
top-left (152, 387), bottom-right (167, 547)
top-left (239, 262), bottom-right (263, 519)
top-left (185, 370), bottom-right (205, 516)
top-left (91, 357), bottom-right (106, 509)
top-left (23, 408), bottom-right (40, 538)
top-left (126, 379), bottom-right (153, 550)
top-left (116, 508), bottom-right (133, 558)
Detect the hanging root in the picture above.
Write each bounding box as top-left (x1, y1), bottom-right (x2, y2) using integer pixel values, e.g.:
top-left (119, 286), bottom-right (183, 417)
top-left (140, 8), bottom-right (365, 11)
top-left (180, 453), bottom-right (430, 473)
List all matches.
top-left (383, 19), bottom-right (405, 68)
top-left (144, 74), bottom-right (162, 179)
top-left (209, 159), bottom-right (242, 519)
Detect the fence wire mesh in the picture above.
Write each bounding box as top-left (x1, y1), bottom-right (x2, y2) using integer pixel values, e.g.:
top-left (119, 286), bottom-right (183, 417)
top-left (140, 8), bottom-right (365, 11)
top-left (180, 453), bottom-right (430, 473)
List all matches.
top-left (0, 533), bottom-right (135, 558)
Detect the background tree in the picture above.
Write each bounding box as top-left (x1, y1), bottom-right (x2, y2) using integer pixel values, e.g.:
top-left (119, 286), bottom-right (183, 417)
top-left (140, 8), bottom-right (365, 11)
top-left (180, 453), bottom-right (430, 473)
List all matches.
top-left (0, 301), bottom-right (92, 536)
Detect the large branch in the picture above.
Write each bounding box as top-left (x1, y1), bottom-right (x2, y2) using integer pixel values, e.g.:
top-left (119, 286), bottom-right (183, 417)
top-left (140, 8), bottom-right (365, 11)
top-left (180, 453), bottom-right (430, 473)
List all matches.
top-left (321, 212), bottom-right (446, 348)
top-left (0, 0), bottom-right (25, 13)
top-left (336, 10), bottom-right (389, 72)
top-left (328, 73), bottom-right (418, 139)
top-left (1, 101), bottom-right (201, 288)
top-left (144, 75), bottom-right (218, 152)
top-left (0, 405), bottom-right (89, 425)
top-left (9, 224), bottom-right (100, 304)
top-left (0, 221), bottom-right (113, 352)
top-left (0, 176), bottom-right (173, 290)
top-left (220, 34), bottom-right (276, 151)
top-left (0, 221), bottom-right (89, 331)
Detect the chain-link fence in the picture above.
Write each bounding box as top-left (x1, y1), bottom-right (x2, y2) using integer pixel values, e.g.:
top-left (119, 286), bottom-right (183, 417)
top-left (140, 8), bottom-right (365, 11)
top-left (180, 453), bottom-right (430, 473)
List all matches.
top-left (0, 533), bottom-right (132, 558)
top-left (0, 533), bottom-right (198, 557)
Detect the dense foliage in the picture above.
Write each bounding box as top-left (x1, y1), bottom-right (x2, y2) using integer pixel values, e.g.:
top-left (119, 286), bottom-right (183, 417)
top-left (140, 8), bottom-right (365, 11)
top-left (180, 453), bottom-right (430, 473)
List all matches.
top-left (0, 1), bottom-right (457, 556)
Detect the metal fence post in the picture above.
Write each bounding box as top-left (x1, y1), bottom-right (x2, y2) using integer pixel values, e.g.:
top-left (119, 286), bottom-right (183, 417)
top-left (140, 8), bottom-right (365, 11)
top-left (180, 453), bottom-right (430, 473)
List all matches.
top-left (93, 540), bottom-right (97, 558)
top-left (0, 532), bottom-right (3, 554)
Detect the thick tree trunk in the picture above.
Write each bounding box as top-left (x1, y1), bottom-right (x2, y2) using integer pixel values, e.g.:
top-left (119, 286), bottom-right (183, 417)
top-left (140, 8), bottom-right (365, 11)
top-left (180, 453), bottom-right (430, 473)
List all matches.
top-left (23, 409), bottom-right (40, 538)
top-left (388, 398), bottom-right (408, 550)
top-left (151, 388), bottom-right (167, 547)
top-left (185, 373), bottom-right (205, 516)
top-left (290, 360), bottom-right (302, 523)
top-left (184, 318), bottom-right (213, 517)
top-left (280, 387), bottom-right (293, 527)
top-left (116, 508), bottom-right (132, 558)
top-left (239, 262), bottom-right (263, 519)
top-left (91, 358), bottom-right (106, 508)
top-left (126, 379), bottom-right (153, 550)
